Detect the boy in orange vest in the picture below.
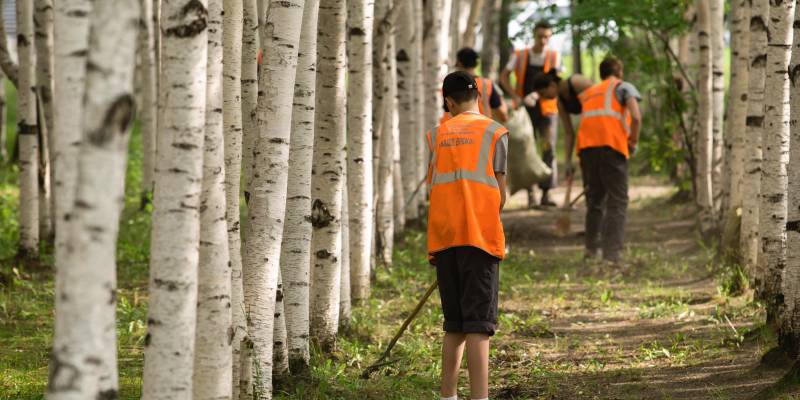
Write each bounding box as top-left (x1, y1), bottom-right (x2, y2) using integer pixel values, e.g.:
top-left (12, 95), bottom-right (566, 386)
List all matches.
top-left (426, 71), bottom-right (509, 400)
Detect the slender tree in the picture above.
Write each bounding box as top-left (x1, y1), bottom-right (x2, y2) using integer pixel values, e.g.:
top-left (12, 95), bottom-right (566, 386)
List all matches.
top-left (740, 0), bottom-right (769, 275)
top-left (448, 0), bottom-right (460, 62)
top-left (240, 0), bottom-right (258, 197)
top-left (0, 69), bottom-right (6, 162)
top-left (709, 0), bottom-right (725, 220)
top-left (461, 0), bottom-right (484, 48)
top-left (241, 0), bottom-right (306, 396)
top-left (280, 0), bottom-right (319, 372)
top-left (17, 0), bottom-right (39, 259)
top-left (272, 273), bottom-right (289, 377)
top-left (347, 0), bottom-right (375, 302)
top-left (480, 0), bottom-right (500, 79)
top-left (34, 0), bottom-right (54, 239)
top-left (695, 0), bottom-right (714, 233)
top-left (758, 0), bottom-right (795, 321)
top-left (138, 0), bottom-right (158, 203)
top-left (0, 0), bottom-right (17, 86)
top-left (309, 0), bottom-right (347, 352)
top-left (423, 0), bottom-right (444, 139)
top-left (413, 0), bottom-right (427, 204)
top-left (47, 1), bottom-right (139, 398)
top-left (396, 1), bottom-right (419, 222)
top-left (374, 0), bottom-right (396, 265)
top-left (142, 0), bottom-right (209, 398)
top-left (340, 181), bottom-right (351, 325)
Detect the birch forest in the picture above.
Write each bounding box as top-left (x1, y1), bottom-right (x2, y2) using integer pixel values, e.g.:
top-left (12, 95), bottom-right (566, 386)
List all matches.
top-left (3, 0), bottom-right (800, 399)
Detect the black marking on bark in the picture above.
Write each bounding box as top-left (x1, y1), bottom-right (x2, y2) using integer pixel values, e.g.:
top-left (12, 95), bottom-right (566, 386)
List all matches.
top-left (84, 356), bottom-right (102, 366)
top-left (316, 249), bottom-right (332, 259)
top-left (269, 137), bottom-right (287, 144)
top-left (153, 278), bottom-right (182, 291)
top-left (96, 389), bottom-right (119, 400)
top-left (87, 95), bottom-right (135, 146)
top-left (790, 64), bottom-right (800, 86)
top-left (164, 0), bottom-right (208, 38)
top-left (752, 53), bottom-right (768, 69)
top-left (349, 27), bottom-right (366, 37)
top-left (17, 123), bottom-right (37, 135)
top-left (747, 116), bottom-right (765, 127)
top-left (47, 353), bottom-right (80, 392)
top-left (147, 318), bottom-right (162, 326)
top-left (144, 333), bottom-right (151, 346)
top-left (228, 326), bottom-right (235, 345)
top-left (310, 199), bottom-right (335, 228)
top-left (740, 93), bottom-right (748, 102)
top-left (66, 9), bottom-right (89, 18)
top-left (787, 220), bottom-right (800, 233)
top-left (396, 49), bottom-right (410, 62)
top-left (276, 290), bottom-right (284, 302)
top-left (108, 288), bottom-right (117, 305)
top-left (17, 34), bottom-right (30, 48)
top-left (173, 142), bottom-right (199, 150)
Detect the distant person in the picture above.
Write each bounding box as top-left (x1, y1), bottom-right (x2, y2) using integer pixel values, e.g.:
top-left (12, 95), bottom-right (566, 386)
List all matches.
top-left (427, 71), bottom-right (508, 400)
top-left (499, 20), bottom-right (562, 207)
top-left (577, 57), bottom-right (642, 264)
top-left (530, 72), bottom-right (595, 179)
top-left (441, 47), bottom-right (508, 124)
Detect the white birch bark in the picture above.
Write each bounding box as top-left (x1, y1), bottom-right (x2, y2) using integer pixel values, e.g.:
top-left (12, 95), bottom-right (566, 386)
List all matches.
top-left (192, 0), bottom-right (232, 398)
top-left (279, 0), bottom-right (319, 371)
top-left (721, 0), bottom-right (750, 247)
top-left (339, 180), bottom-right (351, 325)
top-left (780, 1), bottom-right (800, 357)
top-left (142, 0), bottom-right (208, 398)
top-left (448, 0), bottom-right (461, 63)
top-left (38, 96), bottom-right (52, 241)
top-left (396, 2), bottom-right (419, 222)
top-left (758, 0), bottom-right (795, 319)
top-left (392, 100), bottom-right (404, 233)
top-left (241, 0), bottom-right (258, 202)
top-left (17, 0), bottom-right (39, 258)
top-left (461, 0), bottom-right (484, 48)
top-left (423, 0), bottom-right (444, 138)
top-left (241, 0), bottom-right (306, 396)
top-left (222, 0), bottom-right (246, 395)
top-left (709, 0), bottom-right (725, 220)
top-left (272, 273), bottom-right (288, 377)
top-left (47, 0), bottom-right (139, 398)
top-left (138, 0), bottom-right (158, 200)
top-left (695, 0), bottom-right (714, 233)
top-left (34, 0), bottom-right (54, 239)
top-left (374, 0), bottom-right (395, 265)
top-left (740, 0), bottom-right (769, 275)
top-left (413, 0), bottom-right (427, 206)
top-left (0, 68), bottom-right (6, 162)
top-left (346, 0), bottom-right (375, 302)
top-left (479, 0), bottom-right (499, 79)
top-left (309, 0), bottom-right (346, 352)
top-left (0, 0), bottom-right (17, 87)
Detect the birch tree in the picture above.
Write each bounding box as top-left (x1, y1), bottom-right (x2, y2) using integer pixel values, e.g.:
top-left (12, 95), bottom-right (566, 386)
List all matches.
top-left (241, 0), bottom-right (306, 396)
top-left (461, 0), bottom-right (484, 48)
top-left (241, 0), bottom-right (258, 199)
top-left (480, 0), bottom-right (499, 79)
top-left (142, 0), bottom-right (209, 397)
top-left (47, 0), bottom-right (139, 398)
top-left (346, 0), bottom-right (375, 303)
top-left (413, 0), bottom-right (427, 202)
top-left (222, 0), bottom-right (246, 394)
top-left (423, 0), bottom-right (444, 136)
top-left (694, 0), bottom-right (714, 233)
top-left (309, 0), bottom-right (347, 352)
top-left (138, 0), bottom-right (158, 203)
top-left (758, 0), bottom-right (795, 321)
top-left (17, 0), bottom-right (39, 259)
top-left (396, 1), bottom-right (419, 223)
top-left (709, 0), bottom-right (724, 219)
top-left (780, 1), bottom-right (800, 358)
top-left (740, 0), bottom-right (769, 275)
top-left (279, 0), bottom-right (319, 371)
top-left (272, 273), bottom-right (288, 377)
top-left (0, 69), bottom-right (6, 162)
top-left (340, 182), bottom-right (351, 325)
top-left (0, 0), bottom-right (17, 86)
top-left (35, 0), bottom-right (54, 239)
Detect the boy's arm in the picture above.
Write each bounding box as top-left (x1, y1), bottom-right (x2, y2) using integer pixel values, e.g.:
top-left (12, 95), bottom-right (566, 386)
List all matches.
top-left (626, 96), bottom-right (642, 152)
top-left (496, 172), bottom-right (507, 211)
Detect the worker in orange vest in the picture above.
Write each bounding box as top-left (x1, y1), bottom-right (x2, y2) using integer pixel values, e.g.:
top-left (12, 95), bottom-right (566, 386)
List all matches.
top-left (439, 48), bottom-right (508, 125)
top-left (499, 20), bottom-right (561, 207)
top-left (577, 57), bottom-right (642, 263)
top-left (426, 71), bottom-right (508, 400)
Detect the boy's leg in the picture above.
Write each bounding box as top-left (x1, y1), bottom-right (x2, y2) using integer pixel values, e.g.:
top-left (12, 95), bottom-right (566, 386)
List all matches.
top-left (465, 333), bottom-right (490, 399)
top-left (441, 332), bottom-right (467, 398)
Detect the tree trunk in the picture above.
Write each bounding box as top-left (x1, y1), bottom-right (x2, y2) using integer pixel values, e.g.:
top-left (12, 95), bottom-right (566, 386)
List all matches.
top-left (142, 0), bottom-right (208, 398)
top-left (374, 0), bottom-right (396, 265)
top-left (309, 0), bottom-right (346, 352)
top-left (346, 0), bottom-right (375, 303)
top-left (37, 93), bottom-right (52, 242)
top-left (720, 0), bottom-right (750, 259)
top-left (34, 0), bottom-right (54, 239)
top-left (241, 0), bottom-right (306, 396)
top-left (448, 0), bottom-right (460, 63)
top-left (740, 0), bottom-right (769, 276)
top-left (138, 0), bottom-right (158, 202)
top-left (461, 0), bottom-right (484, 48)
top-left (392, 101), bottom-right (404, 233)
top-left (479, 0), bottom-right (499, 78)
top-left (279, 0), bottom-right (319, 372)
top-left (192, 0), bottom-right (232, 398)
top-left (339, 173), bottom-right (351, 325)
top-left (0, 0), bottom-right (17, 87)
top-left (47, 2), bottom-right (138, 399)
top-left (0, 68), bottom-right (6, 162)
top-left (241, 0), bottom-right (258, 201)
top-left (709, 0), bottom-right (725, 222)
top-left (49, 0), bottom-right (91, 393)
top-left (694, 0), bottom-right (714, 234)
top-left (16, 0), bottom-right (39, 259)
top-left (758, 0), bottom-right (795, 322)
top-left (780, 1), bottom-right (800, 358)
top-left (498, 0), bottom-right (512, 76)
top-left (570, 0), bottom-right (582, 75)
top-left (423, 0), bottom-right (443, 152)
top-left (396, 1), bottom-right (419, 223)
top-left (272, 273), bottom-right (289, 377)
top-left (223, 0), bottom-right (246, 396)
top-left (413, 0), bottom-right (427, 213)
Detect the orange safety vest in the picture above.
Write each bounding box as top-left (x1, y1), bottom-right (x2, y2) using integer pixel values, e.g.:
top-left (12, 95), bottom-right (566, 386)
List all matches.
top-left (576, 78), bottom-right (632, 158)
top-left (426, 112), bottom-right (507, 259)
top-left (514, 47), bottom-right (559, 115)
top-left (439, 76), bottom-right (495, 125)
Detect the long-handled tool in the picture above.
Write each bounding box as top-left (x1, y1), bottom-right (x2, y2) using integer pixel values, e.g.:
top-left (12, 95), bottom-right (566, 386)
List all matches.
top-left (553, 175), bottom-right (585, 237)
top-left (361, 280), bottom-right (439, 378)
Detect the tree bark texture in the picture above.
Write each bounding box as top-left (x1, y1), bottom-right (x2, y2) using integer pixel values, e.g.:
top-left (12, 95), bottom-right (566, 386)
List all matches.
top-left (0, 0), bottom-right (18, 87)
top-left (374, 0), bottom-right (395, 265)
top-left (34, 0), bottom-right (55, 239)
top-left (272, 273), bottom-right (289, 377)
top-left (412, 0), bottom-right (427, 208)
top-left (17, 0), bottom-right (39, 258)
top-left (241, 0), bottom-right (258, 200)
top-left (138, 0), bottom-right (158, 199)
top-left (339, 181), bottom-right (351, 325)
top-left (0, 68), bottom-right (6, 162)
top-left (423, 0), bottom-right (444, 140)
top-left (461, 0), bottom-right (484, 48)
top-left (709, 0), bottom-right (725, 220)
top-left (480, 0), bottom-right (499, 79)
top-left (396, 1), bottom-right (419, 222)
top-left (694, 0), bottom-right (714, 234)
top-left (142, 0), bottom-right (209, 398)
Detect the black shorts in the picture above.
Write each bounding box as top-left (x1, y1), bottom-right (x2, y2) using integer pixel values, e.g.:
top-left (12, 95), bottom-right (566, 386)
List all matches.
top-left (433, 246), bottom-right (500, 336)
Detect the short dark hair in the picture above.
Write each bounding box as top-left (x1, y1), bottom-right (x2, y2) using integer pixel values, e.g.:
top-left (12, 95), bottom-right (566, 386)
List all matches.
top-left (599, 57), bottom-right (624, 79)
top-left (442, 71), bottom-right (479, 104)
top-left (532, 72), bottom-right (559, 91)
top-left (534, 21), bottom-right (552, 32)
top-left (456, 47), bottom-right (480, 69)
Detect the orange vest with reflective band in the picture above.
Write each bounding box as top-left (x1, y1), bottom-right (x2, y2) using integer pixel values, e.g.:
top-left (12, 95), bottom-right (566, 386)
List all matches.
top-left (514, 47), bottom-right (559, 115)
top-left (439, 76), bottom-right (495, 125)
top-left (426, 112), bottom-right (507, 259)
top-left (576, 78), bottom-right (632, 158)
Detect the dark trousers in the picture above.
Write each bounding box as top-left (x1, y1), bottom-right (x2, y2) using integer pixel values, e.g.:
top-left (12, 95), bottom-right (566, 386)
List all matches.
top-left (579, 147), bottom-right (629, 261)
top-left (525, 105), bottom-right (558, 191)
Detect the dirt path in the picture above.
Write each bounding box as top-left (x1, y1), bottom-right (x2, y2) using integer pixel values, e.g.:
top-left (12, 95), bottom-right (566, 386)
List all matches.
top-left (488, 180), bottom-right (793, 400)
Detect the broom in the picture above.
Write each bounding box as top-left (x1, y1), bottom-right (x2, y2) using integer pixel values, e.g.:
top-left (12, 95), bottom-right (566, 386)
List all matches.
top-left (553, 175), bottom-right (585, 237)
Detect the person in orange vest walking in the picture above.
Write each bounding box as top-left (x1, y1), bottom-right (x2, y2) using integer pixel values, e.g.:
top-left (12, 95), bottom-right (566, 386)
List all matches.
top-left (427, 71), bottom-right (508, 400)
top-left (440, 48), bottom-right (508, 125)
top-left (499, 20), bottom-right (561, 207)
top-left (577, 57), bottom-right (642, 263)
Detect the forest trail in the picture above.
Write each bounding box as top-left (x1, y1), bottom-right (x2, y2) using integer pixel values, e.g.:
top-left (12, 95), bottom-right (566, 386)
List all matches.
top-left (478, 179), bottom-right (789, 399)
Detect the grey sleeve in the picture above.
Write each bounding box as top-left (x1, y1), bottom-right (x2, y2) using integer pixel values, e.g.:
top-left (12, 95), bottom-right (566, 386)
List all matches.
top-left (615, 81), bottom-right (642, 105)
top-left (493, 134), bottom-right (508, 173)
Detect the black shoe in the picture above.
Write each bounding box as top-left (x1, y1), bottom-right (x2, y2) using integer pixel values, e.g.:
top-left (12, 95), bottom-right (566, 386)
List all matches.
top-left (540, 191), bottom-right (557, 207)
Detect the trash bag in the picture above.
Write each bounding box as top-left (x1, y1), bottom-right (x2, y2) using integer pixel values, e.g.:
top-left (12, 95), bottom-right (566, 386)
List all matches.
top-left (505, 108), bottom-right (552, 196)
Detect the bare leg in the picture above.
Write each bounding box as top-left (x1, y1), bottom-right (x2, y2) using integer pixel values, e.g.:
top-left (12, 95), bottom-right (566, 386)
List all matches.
top-left (465, 333), bottom-right (490, 399)
top-left (441, 332), bottom-right (466, 397)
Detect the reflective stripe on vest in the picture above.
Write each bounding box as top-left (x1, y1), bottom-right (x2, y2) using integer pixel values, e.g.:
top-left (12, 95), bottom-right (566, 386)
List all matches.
top-left (579, 80), bottom-right (630, 134)
top-left (430, 120), bottom-right (503, 188)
